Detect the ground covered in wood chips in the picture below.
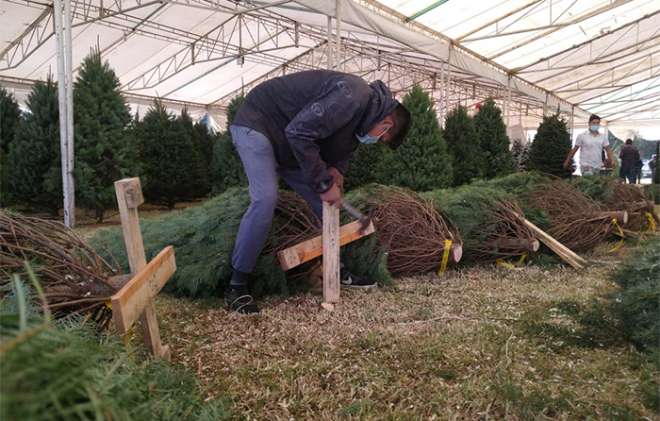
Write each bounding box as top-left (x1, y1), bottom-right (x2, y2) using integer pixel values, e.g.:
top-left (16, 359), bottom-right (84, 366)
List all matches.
top-left (153, 243), bottom-right (660, 420)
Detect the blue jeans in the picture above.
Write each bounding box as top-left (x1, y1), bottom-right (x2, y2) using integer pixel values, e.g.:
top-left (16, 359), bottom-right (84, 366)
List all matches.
top-left (230, 125), bottom-right (322, 273)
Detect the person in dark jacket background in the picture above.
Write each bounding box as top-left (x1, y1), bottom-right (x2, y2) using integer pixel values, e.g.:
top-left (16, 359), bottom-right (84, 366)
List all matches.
top-left (619, 138), bottom-right (641, 184)
top-left (225, 70), bottom-right (411, 313)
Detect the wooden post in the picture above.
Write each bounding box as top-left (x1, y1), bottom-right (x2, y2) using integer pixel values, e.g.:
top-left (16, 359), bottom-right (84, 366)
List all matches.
top-left (322, 201), bottom-right (340, 307)
top-left (114, 178), bottom-right (170, 360)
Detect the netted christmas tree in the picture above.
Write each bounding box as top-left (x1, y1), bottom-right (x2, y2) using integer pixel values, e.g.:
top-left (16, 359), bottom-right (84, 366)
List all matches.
top-left (444, 105), bottom-right (484, 186)
top-left (177, 109), bottom-right (210, 198)
top-left (474, 99), bottom-right (515, 178)
top-left (1, 87), bottom-right (21, 206)
top-left (529, 114), bottom-right (573, 178)
top-left (138, 101), bottom-right (197, 208)
top-left (375, 86), bottom-right (452, 191)
top-left (510, 138), bottom-right (530, 171)
top-left (73, 50), bottom-right (132, 221)
top-left (6, 77), bottom-right (62, 214)
top-left (211, 95), bottom-right (247, 194)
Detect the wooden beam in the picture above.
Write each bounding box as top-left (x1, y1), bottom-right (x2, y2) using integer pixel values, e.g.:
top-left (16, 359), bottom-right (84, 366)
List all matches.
top-left (111, 246), bottom-right (176, 335)
top-left (516, 215), bottom-right (587, 269)
top-left (322, 202), bottom-right (340, 305)
top-left (114, 177), bottom-right (170, 360)
top-left (278, 219), bottom-right (376, 271)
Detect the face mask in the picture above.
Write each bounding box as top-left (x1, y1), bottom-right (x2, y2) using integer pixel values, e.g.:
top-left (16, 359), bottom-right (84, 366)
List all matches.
top-left (355, 133), bottom-right (380, 144)
top-left (590, 124), bottom-right (600, 132)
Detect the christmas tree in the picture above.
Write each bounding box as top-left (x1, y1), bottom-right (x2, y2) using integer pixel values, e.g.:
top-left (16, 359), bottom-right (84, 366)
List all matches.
top-left (376, 86), bottom-right (453, 191)
top-left (138, 100), bottom-right (197, 208)
top-left (529, 114), bottom-right (573, 178)
top-left (343, 143), bottom-right (387, 191)
top-left (73, 50), bottom-right (132, 221)
top-left (474, 99), bottom-right (515, 178)
top-left (7, 77), bottom-right (62, 214)
top-left (211, 95), bottom-right (247, 193)
top-left (511, 138), bottom-right (530, 171)
top-left (444, 105), bottom-right (484, 186)
top-left (177, 109), bottom-right (210, 198)
top-left (1, 87), bottom-right (21, 206)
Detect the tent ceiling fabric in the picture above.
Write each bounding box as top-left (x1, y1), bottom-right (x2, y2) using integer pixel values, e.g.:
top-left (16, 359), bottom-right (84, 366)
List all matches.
top-left (1, 0), bottom-right (658, 130)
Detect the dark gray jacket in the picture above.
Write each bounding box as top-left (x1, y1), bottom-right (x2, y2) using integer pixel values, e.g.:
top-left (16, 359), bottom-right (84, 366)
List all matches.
top-left (232, 70), bottom-right (398, 192)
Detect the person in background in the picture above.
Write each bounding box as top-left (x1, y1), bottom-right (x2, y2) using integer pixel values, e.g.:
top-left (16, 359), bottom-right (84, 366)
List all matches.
top-left (563, 114), bottom-right (615, 176)
top-left (619, 138), bottom-right (641, 184)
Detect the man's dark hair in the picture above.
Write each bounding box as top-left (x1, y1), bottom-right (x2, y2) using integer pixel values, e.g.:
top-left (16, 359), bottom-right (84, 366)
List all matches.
top-left (625, 138), bottom-right (633, 145)
top-left (589, 114), bottom-right (601, 123)
top-left (388, 103), bottom-right (412, 149)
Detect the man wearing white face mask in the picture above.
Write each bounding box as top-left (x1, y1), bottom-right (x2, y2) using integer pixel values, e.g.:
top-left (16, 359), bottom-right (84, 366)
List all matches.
top-left (563, 114), bottom-right (614, 176)
top-left (223, 70), bottom-right (412, 313)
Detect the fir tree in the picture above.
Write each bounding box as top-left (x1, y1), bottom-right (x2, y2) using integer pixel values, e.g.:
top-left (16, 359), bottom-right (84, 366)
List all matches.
top-left (7, 78), bottom-right (62, 214)
top-left (73, 50), bottom-right (132, 221)
top-left (138, 101), bottom-right (196, 208)
top-left (343, 143), bottom-right (387, 191)
top-left (511, 138), bottom-right (530, 172)
top-left (529, 114), bottom-right (573, 178)
top-left (474, 99), bottom-right (515, 178)
top-left (1, 87), bottom-right (21, 206)
top-left (211, 95), bottom-right (246, 194)
top-left (376, 86), bottom-right (452, 191)
top-left (444, 105), bottom-right (484, 186)
top-left (178, 109), bottom-right (210, 198)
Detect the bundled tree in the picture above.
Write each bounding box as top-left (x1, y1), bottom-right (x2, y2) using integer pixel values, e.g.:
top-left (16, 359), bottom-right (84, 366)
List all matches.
top-left (444, 105), bottom-right (484, 186)
top-left (73, 50), bottom-right (132, 221)
top-left (1, 87), bottom-right (21, 206)
top-left (7, 77), bottom-right (61, 214)
top-left (528, 114), bottom-right (573, 178)
top-left (376, 86), bottom-right (452, 191)
top-left (138, 101), bottom-right (197, 208)
top-left (177, 109), bottom-right (210, 198)
top-left (211, 95), bottom-right (247, 193)
top-left (511, 138), bottom-right (530, 171)
top-left (474, 99), bottom-right (515, 178)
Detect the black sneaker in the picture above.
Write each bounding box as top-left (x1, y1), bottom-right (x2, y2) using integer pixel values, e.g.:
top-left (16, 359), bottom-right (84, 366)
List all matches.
top-left (224, 287), bottom-right (260, 314)
top-left (340, 269), bottom-right (377, 289)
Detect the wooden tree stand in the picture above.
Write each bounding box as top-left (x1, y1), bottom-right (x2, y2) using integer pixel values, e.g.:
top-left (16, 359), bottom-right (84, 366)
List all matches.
top-left (110, 178), bottom-right (175, 360)
top-left (277, 201), bottom-right (376, 311)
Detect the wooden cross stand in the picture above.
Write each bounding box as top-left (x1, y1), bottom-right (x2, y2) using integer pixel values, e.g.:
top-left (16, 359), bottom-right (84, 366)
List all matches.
top-left (277, 201), bottom-right (376, 310)
top-left (110, 178), bottom-right (175, 360)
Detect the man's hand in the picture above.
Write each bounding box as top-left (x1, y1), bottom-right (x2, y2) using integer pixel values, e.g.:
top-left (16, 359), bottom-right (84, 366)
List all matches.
top-left (320, 183), bottom-right (342, 208)
top-left (327, 167), bottom-right (344, 190)
top-left (563, 159), bottom-right (572, 170)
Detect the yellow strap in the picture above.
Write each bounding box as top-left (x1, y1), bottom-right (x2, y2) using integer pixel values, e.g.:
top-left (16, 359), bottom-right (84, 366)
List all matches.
top-left (644, 212), bottom-right (657, 232)
top-left (496, 252), bottom-right (528, 270)
top-left (609, 218), bottom-right (625, 253)
top-left (437, 239), bottom-right (452, 276)
top-left (105, 300), bottom-right (112, 310)
top-left (518, 252), bottom-right (528, 265)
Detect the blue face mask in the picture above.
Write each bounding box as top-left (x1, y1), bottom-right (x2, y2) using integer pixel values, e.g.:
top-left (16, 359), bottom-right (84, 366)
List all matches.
top-left (590, 124), bottom-right (600, 132)
top-left (355, 133), bottom-right (381, 144)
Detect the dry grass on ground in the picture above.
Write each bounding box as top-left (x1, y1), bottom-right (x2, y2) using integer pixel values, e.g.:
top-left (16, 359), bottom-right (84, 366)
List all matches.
top-left (154, 243), bottom-right (660, 420)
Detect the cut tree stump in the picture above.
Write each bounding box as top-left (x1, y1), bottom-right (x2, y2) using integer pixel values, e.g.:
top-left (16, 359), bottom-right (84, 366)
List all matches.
top-left (113, 177), bottom-right (174, 360)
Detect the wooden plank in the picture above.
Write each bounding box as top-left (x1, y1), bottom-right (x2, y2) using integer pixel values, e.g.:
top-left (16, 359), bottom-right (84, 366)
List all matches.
top-left (111, 246), bottom-right (176, 335)
top-left (114, 178), bottom-right (169, 360)
top-left (517, 215), bottom-right (586, 269)
top-left (322, 202), bottom-right (340, 305)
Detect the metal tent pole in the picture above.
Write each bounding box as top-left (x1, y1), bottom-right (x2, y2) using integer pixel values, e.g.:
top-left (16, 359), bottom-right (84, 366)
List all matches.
top-left (64, 0), bottom-right (75, 227)
top-left (53, 0), bottom-right (75, 227)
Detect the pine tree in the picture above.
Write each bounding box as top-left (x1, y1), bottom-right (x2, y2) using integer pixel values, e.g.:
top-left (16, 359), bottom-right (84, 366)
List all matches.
top-left (474, 99), bottom-right (515, 178)
top-left (529, 114), bottom-right (573, 178)
top-left (511, 138), bottom-right (530, 172)
top-left (444, 105), bottom-right (484, 186)
top-left (7, 78), bottom-right (62, 214)
top-left (178, 109), bottom-right (210, 198)
top-left (376, 86), bottom-right (452, 191)
top-left (1, 87), bottom-right (21, 206)
top-left (343, 143), bottom-right (387, 191)
top-left (211, 95), bottom-right (246, 194)
top-left (73, 50), bottom-right (132, 221)
top-left (138, 101), bottom-right (196, 208)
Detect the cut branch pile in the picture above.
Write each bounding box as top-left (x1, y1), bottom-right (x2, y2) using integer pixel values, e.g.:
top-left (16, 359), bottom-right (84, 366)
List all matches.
top-left (0, 211), bottom-right (118, 327)
top-left (528, 180), bottom-right (614, 251)
top-left (364, 187), bottom-right (462, 276)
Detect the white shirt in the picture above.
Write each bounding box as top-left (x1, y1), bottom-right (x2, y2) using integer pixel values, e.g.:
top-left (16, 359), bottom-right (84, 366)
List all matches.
top-left (575, 130), bottom-right (609, 169)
